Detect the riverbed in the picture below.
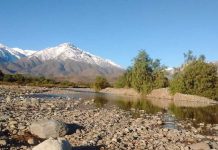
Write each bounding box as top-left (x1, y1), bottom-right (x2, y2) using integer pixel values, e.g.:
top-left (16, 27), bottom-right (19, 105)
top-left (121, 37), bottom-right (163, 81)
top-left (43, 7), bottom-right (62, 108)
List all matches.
top-left (27, 88), bottom-right (218, 133)
top-left (0, 86), bottom-right (218, 149)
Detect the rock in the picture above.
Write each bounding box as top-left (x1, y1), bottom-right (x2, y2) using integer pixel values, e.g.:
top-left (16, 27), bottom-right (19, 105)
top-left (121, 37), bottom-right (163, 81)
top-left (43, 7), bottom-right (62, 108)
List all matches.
top-left (32, 138), bottom-right (72, 150)
top-left (189, 142), bottom-right (210, 150)
top-left (30, 119), bottom-right (68, 139)
top-left (27, 138), bottom-right (36, 145)
top-left (210, 142), bottom-right (218, 149)
top-left (0, 139), bottom-right (7, 145)
top-left (157, 120), bottom-right (163, 125)
top-left (6, 96), bottom-right (11, 103)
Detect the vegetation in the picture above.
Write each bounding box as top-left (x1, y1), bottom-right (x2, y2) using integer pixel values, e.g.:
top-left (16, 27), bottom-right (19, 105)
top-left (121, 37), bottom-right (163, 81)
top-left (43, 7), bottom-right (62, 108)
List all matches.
top-left (0, 71), bottom-right (77, 88)
top-left (115, 50), bottom-right (169, 95)
top-left (93, 76), bottom-right (110, 92)
top-left (0, 70), bottom-right (5, 81)
top-left (170, 51), bottom-right (218, 100)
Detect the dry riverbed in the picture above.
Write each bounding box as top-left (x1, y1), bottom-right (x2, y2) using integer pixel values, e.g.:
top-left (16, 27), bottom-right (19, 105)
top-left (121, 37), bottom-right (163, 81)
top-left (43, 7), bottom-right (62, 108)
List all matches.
top-left (0, 85), bottom-right (218, 150)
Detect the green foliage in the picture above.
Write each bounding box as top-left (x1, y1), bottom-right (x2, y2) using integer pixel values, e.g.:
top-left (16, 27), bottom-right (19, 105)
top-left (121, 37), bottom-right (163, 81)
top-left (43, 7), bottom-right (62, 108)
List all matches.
top-left (170, 52), bottom-right (218, 100)
top-left (0, 70), bottom-right (4, 81)
top-left (115, 50), bottom-right (169, 95)
top-left (114, 67), bottom-right (132, 88)
top-left (153, 71), bottom-right (169, 89)
top-left (114, 75), bottom-right (126, 88)
top-left (131, 50), bottom-right (153, 93)
top-left (93, 76), bottom-right (110, 92)
top-left (183, 50), bottom-right (197, 64)
top-left (0, 72), bottom-right (77, 88)
top-left (3, 74), bottom-right (16, 82)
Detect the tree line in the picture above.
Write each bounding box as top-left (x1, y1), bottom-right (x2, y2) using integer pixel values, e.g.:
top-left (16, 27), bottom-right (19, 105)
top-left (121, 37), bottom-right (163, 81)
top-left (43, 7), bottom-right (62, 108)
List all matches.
top-left (115, 50), bottom-right (169, 95)
top-left (114, 50), bottom-right (218, 100)
top-left (0, 71), bottom-right (77, 88)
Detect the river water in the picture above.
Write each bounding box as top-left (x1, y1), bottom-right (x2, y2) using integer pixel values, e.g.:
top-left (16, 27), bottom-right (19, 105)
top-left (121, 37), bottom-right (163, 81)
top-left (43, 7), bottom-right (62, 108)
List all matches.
top-left (26, 88), bottom-right (218, 132)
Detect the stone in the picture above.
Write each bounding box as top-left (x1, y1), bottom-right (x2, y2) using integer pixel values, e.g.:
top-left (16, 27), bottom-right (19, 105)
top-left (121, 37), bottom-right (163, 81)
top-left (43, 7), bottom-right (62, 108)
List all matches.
top-left (189, 142), bottom-right (210, 150)
top-left (30, 119), bottom-right (68, 139)
top-left (6, 96), bottom-right (11, 103)
top-left (157, 120), bottom-right (163, 125)
top-left (32, 138), bottom-right (72, 150)
top-left (0, 139), bottom-right (7, 145)
top-left (27, 138), bottom-right (36, 145)
top-left (210, 142), bottom-right (218, 149)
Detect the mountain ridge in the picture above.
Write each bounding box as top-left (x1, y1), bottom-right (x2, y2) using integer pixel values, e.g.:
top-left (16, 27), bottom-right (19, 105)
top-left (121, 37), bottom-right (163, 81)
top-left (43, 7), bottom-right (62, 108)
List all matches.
top-left (0, 43), bottom-right (124, 82)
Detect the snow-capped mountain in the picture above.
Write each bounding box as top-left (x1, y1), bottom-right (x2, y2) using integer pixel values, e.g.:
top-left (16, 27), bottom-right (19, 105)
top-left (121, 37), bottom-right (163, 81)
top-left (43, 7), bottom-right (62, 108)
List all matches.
top-left (30, 43), bottom-right (121, 68)
top-left (12, 48), bottom-right (36, 56)
top-left (2, 43), bottom-right (124, 82)
top-left (0, 43), bottom-right (36, 63)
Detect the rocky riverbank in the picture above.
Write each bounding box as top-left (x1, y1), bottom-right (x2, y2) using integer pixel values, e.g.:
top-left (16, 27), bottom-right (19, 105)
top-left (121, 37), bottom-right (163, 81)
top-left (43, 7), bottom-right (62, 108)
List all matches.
top-left (0, 86), bottom-right (218, 150)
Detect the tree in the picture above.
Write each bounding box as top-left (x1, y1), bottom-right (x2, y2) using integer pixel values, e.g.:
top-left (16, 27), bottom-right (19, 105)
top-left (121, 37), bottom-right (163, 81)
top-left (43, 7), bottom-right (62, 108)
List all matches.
top-left (131, 50), bottom-right (153, 94)
top-left (115, 50), bottom-right (169, 94)
top-left (170, 54), bottom-right (218, 100)
top-left (0, 70), bottom-right (4, 81)
top-left (153, 71), bottom-right (169, 89)
top-left (183, 50), bottom-right (196, 64)
top-left (114, 67), bottom-right (133, 88)
top-left (3, 74), bottom-right (16, 82)
top-left (93, 76), bottom-right (110, 92)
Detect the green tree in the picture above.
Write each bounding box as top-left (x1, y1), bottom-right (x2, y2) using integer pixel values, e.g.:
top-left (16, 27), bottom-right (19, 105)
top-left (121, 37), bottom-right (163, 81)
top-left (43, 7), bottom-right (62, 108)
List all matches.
top-left (183, 50), bottom-right (196, 64)
top-left (3, 74), bottom-right (16, 82)
top-left (93, 76), bottom-right (110, 92)
top-left (0, 70), bottom-right (4, 81)
top-left (131, 50), bottom-right (153, 94)
top-left (153, 71), bottom-right (169, 89)
top-left (13, 74), bottom-right (25, 84)
top-left (114, 67), bottom-right (133, 88)
top-left (115, 50), bottom-right (169, 94)
top-left (170, 53), bottom-right (218, 100)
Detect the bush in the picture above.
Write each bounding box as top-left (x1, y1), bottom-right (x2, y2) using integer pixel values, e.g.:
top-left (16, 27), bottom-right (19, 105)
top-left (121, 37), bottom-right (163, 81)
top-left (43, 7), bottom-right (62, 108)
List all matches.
top-left (93, 76), bottom-right (110, 92)
top-left (3, 74), bottom-right (16, 82)
top-left (170, 60), bottom-right (217, 100)
top-left (0, 70), bottom-right (4, 81)
top-left (115, 50), bottom-right (168, 95)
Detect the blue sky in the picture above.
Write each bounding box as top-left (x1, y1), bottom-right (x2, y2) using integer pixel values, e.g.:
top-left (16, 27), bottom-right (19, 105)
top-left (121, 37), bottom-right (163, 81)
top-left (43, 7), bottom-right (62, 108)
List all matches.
top-left (0, 0), bottom-right (218, 68)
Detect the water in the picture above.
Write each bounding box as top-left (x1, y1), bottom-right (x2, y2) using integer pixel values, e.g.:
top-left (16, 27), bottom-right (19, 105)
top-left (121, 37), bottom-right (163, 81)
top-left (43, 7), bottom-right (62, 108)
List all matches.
top-left (26, 88), bottom-right (218, 126)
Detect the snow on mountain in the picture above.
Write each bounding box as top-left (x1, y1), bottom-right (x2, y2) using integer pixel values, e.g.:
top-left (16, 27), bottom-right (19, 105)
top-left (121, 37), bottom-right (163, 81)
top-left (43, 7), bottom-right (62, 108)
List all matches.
top-left (0, 43), bottom-right (26, 63)
top-left (31, 43), bottom-right (122, 69)
top-left (0, 43), bottom-right (124, 82)
top-left (12, 48), bottom-right (36, 56)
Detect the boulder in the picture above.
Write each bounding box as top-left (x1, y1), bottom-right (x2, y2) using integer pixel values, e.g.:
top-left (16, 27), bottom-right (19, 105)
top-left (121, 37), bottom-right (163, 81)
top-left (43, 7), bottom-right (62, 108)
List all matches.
top-left (30, 119), bottom-right (68, 139)
top-left (189, 142), bottom-right (210, 150)
top-left (32, 138), bottom-right (72, 150)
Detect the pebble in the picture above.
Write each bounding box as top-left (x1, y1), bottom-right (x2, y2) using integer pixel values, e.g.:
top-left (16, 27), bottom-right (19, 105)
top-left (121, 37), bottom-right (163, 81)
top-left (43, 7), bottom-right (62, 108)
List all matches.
top-left (0, 85), bottom-right (218, 150)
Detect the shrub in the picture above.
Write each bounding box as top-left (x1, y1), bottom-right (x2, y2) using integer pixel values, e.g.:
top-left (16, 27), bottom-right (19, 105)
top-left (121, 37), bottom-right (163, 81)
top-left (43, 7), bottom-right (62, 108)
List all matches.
top-left (0, 70), bottom-right (4, 81)
top-left (93, 76), bottom-right (110, 92)
top-left (170, 59), bottom-right (217, 100)
top-left (115, 50), bottom-right (168, 95)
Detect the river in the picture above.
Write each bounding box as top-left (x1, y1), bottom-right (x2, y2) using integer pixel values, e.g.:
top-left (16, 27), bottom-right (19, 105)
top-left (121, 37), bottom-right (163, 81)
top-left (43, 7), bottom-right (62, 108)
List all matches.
top-left (26, 88), bottom-right (218, 135)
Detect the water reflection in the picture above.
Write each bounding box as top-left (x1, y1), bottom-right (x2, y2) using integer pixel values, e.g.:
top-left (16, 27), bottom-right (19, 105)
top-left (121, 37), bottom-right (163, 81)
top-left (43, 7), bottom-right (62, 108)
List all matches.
top-left (27, 91), bottom-right (218, 125)
top-left (169, 104), bottom-right (218, 124)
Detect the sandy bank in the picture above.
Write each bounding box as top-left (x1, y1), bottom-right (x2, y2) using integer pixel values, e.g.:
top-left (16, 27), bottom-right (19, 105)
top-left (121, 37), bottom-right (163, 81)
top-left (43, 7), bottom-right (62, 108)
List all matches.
top-left (100, 87), bottom-right (140, 97)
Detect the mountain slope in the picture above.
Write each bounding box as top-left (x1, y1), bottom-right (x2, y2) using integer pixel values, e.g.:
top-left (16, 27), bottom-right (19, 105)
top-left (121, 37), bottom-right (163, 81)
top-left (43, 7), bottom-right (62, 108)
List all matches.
top-left (12, 48), bottom-right (36, 56)
top-left (0, 43), bottom-right (36, 63)
top-left (31, 43), bottom-right (121, 68)
top-left (4, 43), bottom-right (124, 82)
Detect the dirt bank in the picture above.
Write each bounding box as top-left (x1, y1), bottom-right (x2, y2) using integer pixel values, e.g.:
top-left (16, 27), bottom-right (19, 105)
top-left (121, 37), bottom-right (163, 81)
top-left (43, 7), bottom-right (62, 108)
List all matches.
top-left (100, 88), bottom-right (140, 97)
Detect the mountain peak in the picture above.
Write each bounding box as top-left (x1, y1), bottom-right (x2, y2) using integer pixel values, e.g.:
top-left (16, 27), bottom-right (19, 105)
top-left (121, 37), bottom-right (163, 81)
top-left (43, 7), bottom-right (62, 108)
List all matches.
top-left (0, 43), bottom-right (7, 48)
top-left (30, 43), bottom-right (122, 69)
top-left (58, 43), bottom-right (76, 48)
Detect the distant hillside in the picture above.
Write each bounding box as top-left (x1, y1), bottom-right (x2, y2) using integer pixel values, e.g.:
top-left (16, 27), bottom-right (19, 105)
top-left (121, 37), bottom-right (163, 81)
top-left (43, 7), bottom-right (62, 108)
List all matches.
top-left (0, 43), bottom-right (124, 82)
